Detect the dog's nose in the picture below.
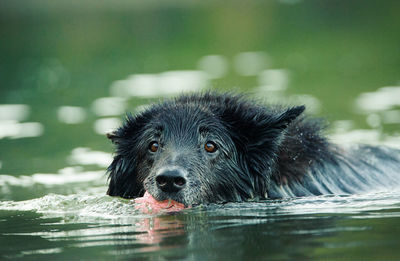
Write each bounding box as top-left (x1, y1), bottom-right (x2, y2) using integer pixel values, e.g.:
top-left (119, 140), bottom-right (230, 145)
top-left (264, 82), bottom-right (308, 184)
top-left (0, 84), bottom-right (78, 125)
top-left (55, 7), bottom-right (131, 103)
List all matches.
top-left (156, 169), bottom-right (187, 193)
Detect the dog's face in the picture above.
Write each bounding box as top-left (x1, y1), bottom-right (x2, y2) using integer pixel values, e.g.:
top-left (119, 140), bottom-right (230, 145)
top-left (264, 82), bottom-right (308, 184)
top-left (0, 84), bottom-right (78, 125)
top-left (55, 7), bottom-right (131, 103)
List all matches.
top-left (107, 94), bottom-right (304, 206)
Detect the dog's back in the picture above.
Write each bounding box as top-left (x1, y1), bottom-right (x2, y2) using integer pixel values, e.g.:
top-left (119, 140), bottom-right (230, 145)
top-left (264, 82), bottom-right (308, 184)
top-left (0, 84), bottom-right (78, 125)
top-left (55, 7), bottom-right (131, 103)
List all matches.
top-left (270, 144), bottom-right (400, 198)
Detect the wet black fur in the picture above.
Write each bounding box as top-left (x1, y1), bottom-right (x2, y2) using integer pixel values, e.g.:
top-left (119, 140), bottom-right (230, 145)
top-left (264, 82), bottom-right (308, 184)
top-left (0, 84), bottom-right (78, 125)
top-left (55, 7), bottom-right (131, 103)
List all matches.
top-left (107, 92), bottom-right (400, 206)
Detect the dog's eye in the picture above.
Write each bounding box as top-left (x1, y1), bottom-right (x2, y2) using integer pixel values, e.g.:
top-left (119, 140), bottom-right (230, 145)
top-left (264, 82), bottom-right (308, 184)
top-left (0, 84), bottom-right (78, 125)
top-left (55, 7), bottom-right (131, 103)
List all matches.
top-left (149, 141), bottom-right (159, 152)
top-left (204, 141), bottom-right (218, 153)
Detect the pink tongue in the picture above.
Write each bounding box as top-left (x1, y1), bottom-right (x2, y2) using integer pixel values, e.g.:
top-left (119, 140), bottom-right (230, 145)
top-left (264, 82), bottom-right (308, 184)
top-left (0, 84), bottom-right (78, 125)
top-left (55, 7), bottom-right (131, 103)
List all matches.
top-left (133, 191), bottom-right (187, 213)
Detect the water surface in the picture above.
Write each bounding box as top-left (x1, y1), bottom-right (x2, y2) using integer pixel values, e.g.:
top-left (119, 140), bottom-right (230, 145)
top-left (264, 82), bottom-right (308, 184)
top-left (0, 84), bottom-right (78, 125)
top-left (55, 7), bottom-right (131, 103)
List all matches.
top-left (1, 185), bottom-right (400, 260)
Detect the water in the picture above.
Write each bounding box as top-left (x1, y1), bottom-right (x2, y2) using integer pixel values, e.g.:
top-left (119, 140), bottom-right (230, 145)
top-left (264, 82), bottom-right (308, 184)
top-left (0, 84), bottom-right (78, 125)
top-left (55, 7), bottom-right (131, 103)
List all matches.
top-left (1, 188), bottom-right (400, 260)
top-left (1, 0), bottom-right (400, 260)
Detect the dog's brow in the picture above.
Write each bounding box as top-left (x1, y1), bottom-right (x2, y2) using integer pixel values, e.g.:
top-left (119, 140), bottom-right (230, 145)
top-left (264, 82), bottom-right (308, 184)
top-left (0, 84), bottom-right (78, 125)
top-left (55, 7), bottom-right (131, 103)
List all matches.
top-left (198, 126), bottom-right (209, 133)
top-left (152, 124), bottom-right (163, 132)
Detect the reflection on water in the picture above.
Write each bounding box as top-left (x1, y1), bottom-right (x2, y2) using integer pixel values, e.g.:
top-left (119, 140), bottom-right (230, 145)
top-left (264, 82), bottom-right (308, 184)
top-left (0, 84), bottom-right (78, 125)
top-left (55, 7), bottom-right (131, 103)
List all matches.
top-left (355, 86), bottom-right (400, 113)
top-left (355, 86), bottom-right (400, 127)
top-left (67, 147), bottom-right (112, 168)
top-left (233, 51), bottom-right (270, 76)
top-left (57, 106), bottom-right (87, 124)
top-left (0, 168), bottom-right (105, 189)
top-left (257, 69), bottom-right (289, 91)
top-left (0, 121), bottom-right (44, 139)
top-left (110, 70), bottom-right (208, 98)
top-left (91, 97), bottom-right (126, 117)
top-left (0, 104), bottom-right (44, 139)
top-left (197, 55), bottom-right (228, 79)
top-left (93, 117), bottom-right (122, 135)
top-left (0, 105), bottom-right (30, 122)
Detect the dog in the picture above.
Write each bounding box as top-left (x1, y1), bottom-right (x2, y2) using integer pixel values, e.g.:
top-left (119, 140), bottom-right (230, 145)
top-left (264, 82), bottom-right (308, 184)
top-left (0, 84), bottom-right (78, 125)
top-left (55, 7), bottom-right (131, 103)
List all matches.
top-left (106, 92), bottom-right (400, 206)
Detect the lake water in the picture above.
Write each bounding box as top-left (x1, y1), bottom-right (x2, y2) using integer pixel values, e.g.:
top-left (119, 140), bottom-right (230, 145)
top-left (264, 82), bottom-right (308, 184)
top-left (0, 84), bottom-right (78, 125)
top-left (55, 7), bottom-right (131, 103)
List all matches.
top-left (1, 1), bottom-right (400, 260)
top-left (1, 187), bottom-right (400, 260)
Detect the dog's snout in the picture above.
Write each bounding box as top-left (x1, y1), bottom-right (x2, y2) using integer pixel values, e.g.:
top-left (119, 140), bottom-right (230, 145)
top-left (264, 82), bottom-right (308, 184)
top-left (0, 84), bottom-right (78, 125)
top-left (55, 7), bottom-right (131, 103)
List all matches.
top-left (156, 169), bottom-right (187, 193)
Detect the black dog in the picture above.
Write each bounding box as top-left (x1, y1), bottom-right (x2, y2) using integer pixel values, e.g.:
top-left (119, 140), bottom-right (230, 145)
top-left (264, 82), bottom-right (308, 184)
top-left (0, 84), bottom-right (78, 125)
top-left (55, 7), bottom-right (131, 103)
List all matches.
top-left (107, 92), bottom-right (400, 206)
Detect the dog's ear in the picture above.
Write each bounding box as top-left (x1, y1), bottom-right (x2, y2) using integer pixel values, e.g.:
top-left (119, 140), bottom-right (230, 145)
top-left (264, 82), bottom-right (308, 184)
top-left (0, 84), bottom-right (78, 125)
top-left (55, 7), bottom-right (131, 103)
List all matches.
top-left (222, 104), bottom-right (305, 147)
top-left (246, 105), bottom-right (305, 148)
top-left (218, 102), bottom-right (305, 196)
top-left (106, 113), bottom-right (148, 198)
top-left (221, 103), bottom-right (305, 160)
top-left (269, 105), bottom-right (305, 131)
top-left (106, 113), bottom-right (139, 144)
top-left (107, 154), bottom-right (143, 198)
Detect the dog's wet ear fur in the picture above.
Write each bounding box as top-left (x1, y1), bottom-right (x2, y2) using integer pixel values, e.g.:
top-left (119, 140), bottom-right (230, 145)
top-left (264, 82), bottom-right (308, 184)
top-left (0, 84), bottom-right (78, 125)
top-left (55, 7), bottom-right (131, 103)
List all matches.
top-left (107, 154), bottom-right (143, 198)
top-left (216, 96), bottom-right (305, 196)
top-left (107, 113), bottom-right (148, 198)
top-left (221, 102), bottom-right (305, 146)
top-left (270, 105), bottom-right (305, 130)
top-left (248, 105), bottom-right (305, 147)
top-left (106, 113), bottom-right (139, 144)
top-left (223, 100), bottom-right (304, 151)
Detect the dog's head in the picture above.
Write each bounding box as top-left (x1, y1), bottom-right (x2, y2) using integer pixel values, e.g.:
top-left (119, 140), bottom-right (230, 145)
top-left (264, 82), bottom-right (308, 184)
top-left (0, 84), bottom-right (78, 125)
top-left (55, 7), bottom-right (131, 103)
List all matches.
top-left (107, 93), bottom-right (304, 206)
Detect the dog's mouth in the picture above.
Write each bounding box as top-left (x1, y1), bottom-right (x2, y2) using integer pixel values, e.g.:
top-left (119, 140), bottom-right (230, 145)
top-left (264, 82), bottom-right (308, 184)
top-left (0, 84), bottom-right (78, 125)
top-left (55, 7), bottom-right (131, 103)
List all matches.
top-left (133, 191), bottom-right (188, 213)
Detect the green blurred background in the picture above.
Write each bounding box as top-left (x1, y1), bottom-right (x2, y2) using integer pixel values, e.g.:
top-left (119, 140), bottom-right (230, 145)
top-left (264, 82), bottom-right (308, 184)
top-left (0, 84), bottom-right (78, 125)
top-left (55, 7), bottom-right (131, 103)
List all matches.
top-left (0, 0), bottom-right (399, 176)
